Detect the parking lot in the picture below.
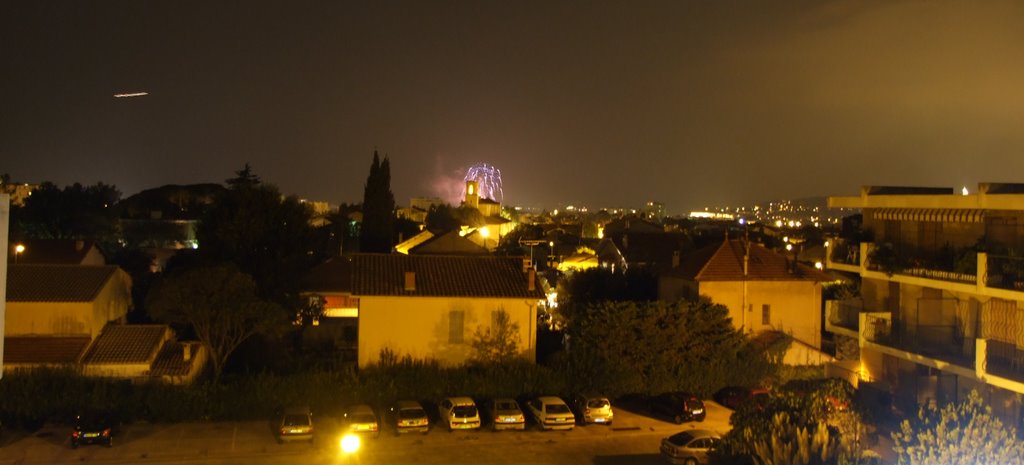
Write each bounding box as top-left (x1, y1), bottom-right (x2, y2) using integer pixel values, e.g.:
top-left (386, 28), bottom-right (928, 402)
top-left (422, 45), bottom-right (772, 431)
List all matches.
top-left (0, 399), bottom-right (735, 465)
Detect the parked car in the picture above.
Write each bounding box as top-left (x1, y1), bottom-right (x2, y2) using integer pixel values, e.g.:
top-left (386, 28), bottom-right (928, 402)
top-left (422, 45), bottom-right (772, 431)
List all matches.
top-left (526, 396), bottom-right (575, 431)
top-left (650, 392), bottom-right (706, 424)
top-left (70, 413), bottom-right (116, 448)
top-left (341, 404), bottom-right (380, 437)
top-left (486, 398), bottom-right (525, 431)
top-left (389, 400), bottom-right (429, 434)
top-left (437, 397), bottom-right (481, 431)
top-left (275, 406), bottom-right (315, 443)
top-left (713, 386), bottom-right (770, 411)
top-left (572, 394), bottom-right (614, 426)
top-left (660, 429), bottom-right (721, 465)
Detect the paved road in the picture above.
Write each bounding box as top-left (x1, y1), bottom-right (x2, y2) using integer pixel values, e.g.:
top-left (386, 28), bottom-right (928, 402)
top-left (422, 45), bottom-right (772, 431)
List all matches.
top-left (0, 401), bottom-right (734, 465)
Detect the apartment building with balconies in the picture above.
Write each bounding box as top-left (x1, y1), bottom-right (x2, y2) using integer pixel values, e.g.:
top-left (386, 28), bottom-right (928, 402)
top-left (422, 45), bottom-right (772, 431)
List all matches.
top-left (825, 183), bottom-right (1024, 428)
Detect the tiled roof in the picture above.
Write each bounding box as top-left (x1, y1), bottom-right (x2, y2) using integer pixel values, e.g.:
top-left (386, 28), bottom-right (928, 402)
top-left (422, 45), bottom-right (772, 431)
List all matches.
top-left (410, 231), bottom-right (489, 255)
top-left (302, 258), bottom-right (352, 293)
top-left (3, 336), bottom-right (91, 364)
top-left (7, 265), bottom-right (119, 302)
top-left (81, 325), bottom-right (168, 364)
top-left (149, 342), bottom-right (198, 377)
top-left (679, 239), bottom-right (831, 282)
top-left (315, 254), bottom-right (544, 298)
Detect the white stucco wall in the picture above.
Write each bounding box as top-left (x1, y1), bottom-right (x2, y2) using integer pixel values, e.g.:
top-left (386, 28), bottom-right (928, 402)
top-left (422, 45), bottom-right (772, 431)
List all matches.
top-left (357, 295), bottom-right (538, 368)
top-left (699, 280), bottom-right (823, 349)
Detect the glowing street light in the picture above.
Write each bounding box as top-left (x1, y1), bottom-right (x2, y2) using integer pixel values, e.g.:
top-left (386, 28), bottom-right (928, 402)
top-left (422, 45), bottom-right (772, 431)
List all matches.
top-left (14, 243), bottom-right (25, 263)
top-left (340, 433), bottom-right (360, 453)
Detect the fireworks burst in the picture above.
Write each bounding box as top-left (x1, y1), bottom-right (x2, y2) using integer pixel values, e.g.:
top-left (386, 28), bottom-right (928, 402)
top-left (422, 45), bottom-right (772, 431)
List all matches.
top-left (463, 163), bottom-right (503, 203)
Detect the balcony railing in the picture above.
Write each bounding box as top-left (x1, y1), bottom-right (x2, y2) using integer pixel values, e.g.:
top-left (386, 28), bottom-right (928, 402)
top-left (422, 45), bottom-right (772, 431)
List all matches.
top-left (863, 315), bottom-right (974, 369)
top-left (829, 239), bottom-right (860, 266)
top-left (828, 302), bottom-right (862, 331)
top-left (865, 243), bottom-right (977, 285)
top-left (986, 339), bottom-right (1024, 383)
top-left (986, 255), bottom-right (1024, 291)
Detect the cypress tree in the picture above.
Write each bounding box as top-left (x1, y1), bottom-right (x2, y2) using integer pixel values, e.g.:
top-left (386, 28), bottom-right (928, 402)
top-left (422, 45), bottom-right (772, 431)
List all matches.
top-left (361, 150), bottom-right (395, 252)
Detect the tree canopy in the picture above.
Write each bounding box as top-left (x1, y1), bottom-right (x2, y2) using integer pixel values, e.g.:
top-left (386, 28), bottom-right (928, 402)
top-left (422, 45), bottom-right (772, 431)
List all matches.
top-left (147, 264), bottom-right (286, 383)
top-left (193, 167), bottom-right (323, 310)
top-left (559, 300), bottom-right (771, 396)
top-left (12, 181), bottom-right (121, 242)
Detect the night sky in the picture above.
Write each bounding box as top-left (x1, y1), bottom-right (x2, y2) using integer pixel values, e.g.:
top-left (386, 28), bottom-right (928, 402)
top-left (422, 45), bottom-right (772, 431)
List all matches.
top-left (4, 1), bottom-right (1024, 213)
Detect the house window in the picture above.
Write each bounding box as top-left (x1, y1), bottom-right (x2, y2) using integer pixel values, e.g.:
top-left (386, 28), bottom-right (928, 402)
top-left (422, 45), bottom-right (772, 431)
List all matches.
top-left (449, 310), bottom-right (465, 344)
top-left (762, 304), bottom-right (771, 325)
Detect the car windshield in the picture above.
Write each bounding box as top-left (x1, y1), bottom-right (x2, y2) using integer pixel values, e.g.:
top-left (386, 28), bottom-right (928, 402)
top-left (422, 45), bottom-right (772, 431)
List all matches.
top-left (283, 414), bottom-right (310, 427)
top-left (545, 403), bottom-right (570, 414)
top-left (685, 399), bottom-right (704, 410)
top-left (351, 414), bottom-right (376, 424)
top-left (668, 432), bottom-right (696, 447)
top-left (496, 401), bottom-right (518, 411)
top-left (452, 405), bottom-right (477, 418)
top-left (399, 408), bottom-right (426, 419)
top-left (587, 399), bottom-right (609, 408)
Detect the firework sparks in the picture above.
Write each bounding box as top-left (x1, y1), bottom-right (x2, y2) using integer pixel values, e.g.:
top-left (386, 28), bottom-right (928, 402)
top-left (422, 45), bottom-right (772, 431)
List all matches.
top-left (463, 163), bottom-right (503, 203)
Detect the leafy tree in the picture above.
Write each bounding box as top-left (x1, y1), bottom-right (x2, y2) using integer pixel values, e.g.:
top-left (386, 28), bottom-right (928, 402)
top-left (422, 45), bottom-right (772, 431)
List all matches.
top-left (891, 390), bottom-right (1024, 465)
top-left (560, 300), bottom-right (769, 396)
top-left (425, 203), bottom-right (461, 231)
top-left (194, 167), bottom-right (323, 311)
top-left (361, 151), bottom-right (395, 252)
top-left (716, 379), bottom-right (869, 465)
top-left (557, 267), bottom-right (658, 324)
top-left (147, 264), bottom-right (286, 383)
top-left (750, 413), bottom-right (840, 465)
top-left (12, 181), bottom-right (121, 242)
top-left (469, 309), bottom-right (522, 364)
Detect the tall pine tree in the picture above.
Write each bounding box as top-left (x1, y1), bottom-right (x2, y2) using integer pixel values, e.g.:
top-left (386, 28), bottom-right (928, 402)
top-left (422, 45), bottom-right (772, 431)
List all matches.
top-left (361, 150), bottom-right (396, 252)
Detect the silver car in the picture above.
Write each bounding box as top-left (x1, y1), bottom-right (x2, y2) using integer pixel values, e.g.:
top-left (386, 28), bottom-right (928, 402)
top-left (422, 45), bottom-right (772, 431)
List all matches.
top-left (660, 429), bottom-right (721, 465)
top-left (573, 394), bottom-right (614, 426)
top-left (526, 396), bottom-right (575, 431)
top-left (488, 398), bottom-right (525, 431)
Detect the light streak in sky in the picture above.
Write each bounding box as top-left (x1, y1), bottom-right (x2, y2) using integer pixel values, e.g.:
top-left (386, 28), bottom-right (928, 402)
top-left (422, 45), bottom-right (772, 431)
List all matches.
top-left (114, 92), bottom-right (149, 98)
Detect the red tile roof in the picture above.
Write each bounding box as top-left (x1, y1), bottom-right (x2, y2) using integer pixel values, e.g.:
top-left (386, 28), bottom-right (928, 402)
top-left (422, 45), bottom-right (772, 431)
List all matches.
top-left (679, 239), bottom-right (831, 282)
top-left (81, 325), bottom-right (168, 364)
top-left (7, 265), bottom-right (120, 302)
top-left (149, 342), bottom-right (198, 377)
top-left (308, 254), bottom-right (544, 298)
top-left (3, 336), bottom-right (91, 364)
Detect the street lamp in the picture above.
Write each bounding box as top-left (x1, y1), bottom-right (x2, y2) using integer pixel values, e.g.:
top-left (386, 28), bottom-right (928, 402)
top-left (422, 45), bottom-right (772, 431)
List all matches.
top-left (14, 243), bottom-right (25, 263)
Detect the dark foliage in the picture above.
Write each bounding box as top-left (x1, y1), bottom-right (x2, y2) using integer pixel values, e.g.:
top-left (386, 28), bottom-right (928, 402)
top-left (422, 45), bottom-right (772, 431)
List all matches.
top-left (360, 151), bottom-right (396, 253)
top-left (11, 181), bottom-right (121, 242)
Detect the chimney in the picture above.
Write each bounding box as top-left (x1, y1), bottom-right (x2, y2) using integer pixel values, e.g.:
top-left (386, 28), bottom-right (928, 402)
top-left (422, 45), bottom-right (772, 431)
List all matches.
top-left (528, 268), bottom-right (536, 292)
top-left (75, 240), bottom-right (85, 252)
top-left (183, 343), bottom-right (192, 362)
top-left (404, 271), bottom-right (416, 291)
top-left (672, 250), bottom-right (680, 269)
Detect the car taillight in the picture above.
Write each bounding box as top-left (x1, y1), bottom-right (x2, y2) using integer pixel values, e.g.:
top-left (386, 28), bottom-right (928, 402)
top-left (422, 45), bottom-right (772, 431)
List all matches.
top-left (370, 424), bottom-right (378, 432)
top-left (72, 431), bottom-right (81, 438)
top-left (517, 414), bottom-right (525, 422)
top-left (585, 408), bottom-right (591, 414)
top-left (102, 428), bottom-right (111, 437)
top-left (307, 426), bottom-right (314, 432)
top-left (281, 428), bottom-right (288, 435)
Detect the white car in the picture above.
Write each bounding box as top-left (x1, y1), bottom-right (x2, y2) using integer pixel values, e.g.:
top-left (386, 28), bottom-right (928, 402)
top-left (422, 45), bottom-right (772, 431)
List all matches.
top-left (526, 396), bottom-right (575, 431)
top-left (438, 397), bottom-right (481, 431)
top-left (660, 429), bottom-right (721, 465)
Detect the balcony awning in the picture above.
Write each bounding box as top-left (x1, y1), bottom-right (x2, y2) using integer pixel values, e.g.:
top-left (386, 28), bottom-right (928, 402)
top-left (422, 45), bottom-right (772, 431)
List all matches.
top-left (871, 208), bottom-right (985, 224)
